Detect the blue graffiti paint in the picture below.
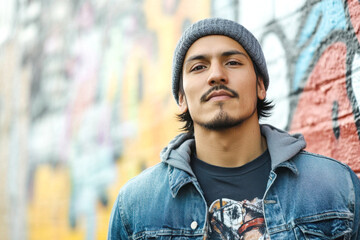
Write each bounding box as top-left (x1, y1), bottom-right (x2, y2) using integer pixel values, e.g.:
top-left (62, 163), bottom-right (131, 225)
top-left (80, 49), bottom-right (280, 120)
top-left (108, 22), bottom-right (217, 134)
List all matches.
top-left (293, 0), bottom-right (347, 90)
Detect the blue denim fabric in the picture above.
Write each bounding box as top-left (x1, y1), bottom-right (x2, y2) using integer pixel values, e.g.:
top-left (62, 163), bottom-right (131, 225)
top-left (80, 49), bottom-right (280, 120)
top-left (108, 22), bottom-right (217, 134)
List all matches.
top-left (108, 151), bottom-right (360, 239)
top-left (108, 163), bottom-right (208, 239)
top-left (108, 125), bottom-right (360, 239)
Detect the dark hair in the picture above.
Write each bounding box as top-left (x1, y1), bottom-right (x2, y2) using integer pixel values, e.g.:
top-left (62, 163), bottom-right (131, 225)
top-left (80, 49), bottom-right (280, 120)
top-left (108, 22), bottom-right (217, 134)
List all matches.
top-left (176, 65), bottom-right (273, 134)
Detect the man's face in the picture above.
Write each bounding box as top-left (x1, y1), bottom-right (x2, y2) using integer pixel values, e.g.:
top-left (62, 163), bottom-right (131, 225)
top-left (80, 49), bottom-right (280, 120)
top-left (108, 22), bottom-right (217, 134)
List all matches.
top-left (179, 35), bottom-right (266, 131)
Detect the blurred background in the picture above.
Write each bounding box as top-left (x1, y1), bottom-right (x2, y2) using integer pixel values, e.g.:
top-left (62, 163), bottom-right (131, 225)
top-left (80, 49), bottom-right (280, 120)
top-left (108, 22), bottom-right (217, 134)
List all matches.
top-left (1, 0), bottom-right (360, 239)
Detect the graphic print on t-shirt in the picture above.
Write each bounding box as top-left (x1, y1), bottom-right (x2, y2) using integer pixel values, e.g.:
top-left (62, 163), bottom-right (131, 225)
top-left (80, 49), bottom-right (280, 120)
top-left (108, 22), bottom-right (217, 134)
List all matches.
top-left (208, 197), bottom-right (269, 240)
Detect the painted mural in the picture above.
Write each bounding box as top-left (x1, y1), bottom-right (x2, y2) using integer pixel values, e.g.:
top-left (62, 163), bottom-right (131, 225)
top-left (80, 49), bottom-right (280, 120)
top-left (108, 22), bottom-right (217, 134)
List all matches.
top-left (0, 0), bottom-right (359, 239)
top-left (260, 0), bottom-right (360, 172)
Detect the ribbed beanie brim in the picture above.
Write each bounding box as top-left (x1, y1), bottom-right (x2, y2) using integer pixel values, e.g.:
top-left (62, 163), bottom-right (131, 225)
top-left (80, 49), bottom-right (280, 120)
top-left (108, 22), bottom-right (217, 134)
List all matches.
top-left (172, 18), bottom-right (269, 104)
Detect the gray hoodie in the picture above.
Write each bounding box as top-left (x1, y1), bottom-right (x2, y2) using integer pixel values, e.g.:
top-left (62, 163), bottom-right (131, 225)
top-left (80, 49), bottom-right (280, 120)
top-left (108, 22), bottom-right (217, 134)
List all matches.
top-left (160, 124), bottom-right (307, 175)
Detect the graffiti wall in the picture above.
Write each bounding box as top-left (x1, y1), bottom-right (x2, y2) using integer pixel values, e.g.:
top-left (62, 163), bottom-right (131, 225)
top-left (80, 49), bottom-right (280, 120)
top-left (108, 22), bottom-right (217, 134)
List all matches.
top-left (258, 0), bottom-right (360, 173)
top-left (0, 0), bottom-right (359, 239)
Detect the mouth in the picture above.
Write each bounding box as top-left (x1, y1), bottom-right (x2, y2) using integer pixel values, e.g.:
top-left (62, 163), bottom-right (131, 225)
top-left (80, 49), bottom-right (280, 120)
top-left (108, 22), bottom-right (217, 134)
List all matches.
top-left (206, 90), bottom-right (235, 101)
top-left (205, 89), bottom-right (236, 102)
top-left (200, 85), bottom-right (239, 103)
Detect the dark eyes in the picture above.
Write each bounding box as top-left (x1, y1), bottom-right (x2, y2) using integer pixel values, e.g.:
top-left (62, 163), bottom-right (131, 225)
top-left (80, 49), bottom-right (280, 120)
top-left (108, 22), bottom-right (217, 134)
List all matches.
top-left (190, 65), bottom-right (207, 72)
top-left (227, 61), bottom-right (242, 66)
top-left (190, 60), bottom-right (242, 72)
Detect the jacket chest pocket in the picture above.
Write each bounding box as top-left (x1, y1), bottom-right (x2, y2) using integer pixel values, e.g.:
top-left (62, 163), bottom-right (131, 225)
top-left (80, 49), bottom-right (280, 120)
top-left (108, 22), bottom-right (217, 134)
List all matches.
top-left (293, 216), bottom-right (352, 240)
top-left (139, 236), bottom-right (203, 240)
top-left (133, 231), bottom-right (204, 240)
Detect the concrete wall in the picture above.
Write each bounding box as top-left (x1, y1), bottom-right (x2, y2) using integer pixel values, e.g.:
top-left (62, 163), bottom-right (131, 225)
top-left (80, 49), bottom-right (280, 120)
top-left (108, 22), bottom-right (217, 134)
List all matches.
top-left (0, 0), bottom-right (359, 239)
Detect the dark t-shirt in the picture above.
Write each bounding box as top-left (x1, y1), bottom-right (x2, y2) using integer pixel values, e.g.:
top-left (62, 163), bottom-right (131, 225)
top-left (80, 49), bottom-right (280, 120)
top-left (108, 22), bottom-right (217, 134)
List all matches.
top-left (191, 150), bottom-right (271, 239)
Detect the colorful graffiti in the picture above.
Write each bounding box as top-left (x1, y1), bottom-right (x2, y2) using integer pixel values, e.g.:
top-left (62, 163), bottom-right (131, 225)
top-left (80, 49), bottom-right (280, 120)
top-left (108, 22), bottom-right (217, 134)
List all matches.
top-left (260, 0), bottom-right (360, 173)
top-left (1, 0), bottom-right (360, 239)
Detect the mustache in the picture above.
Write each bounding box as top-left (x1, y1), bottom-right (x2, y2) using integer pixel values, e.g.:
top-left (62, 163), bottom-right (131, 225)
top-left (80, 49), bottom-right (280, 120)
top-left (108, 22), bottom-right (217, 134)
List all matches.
top-left (200, 85), bottom-right (239, 102)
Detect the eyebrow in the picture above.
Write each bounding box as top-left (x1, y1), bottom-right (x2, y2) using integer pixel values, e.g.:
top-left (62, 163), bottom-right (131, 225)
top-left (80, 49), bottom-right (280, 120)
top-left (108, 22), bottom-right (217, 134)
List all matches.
top-left (184, 50), bottom-right (249, 64)
top-left (222, 50), bottom-right (248, 58)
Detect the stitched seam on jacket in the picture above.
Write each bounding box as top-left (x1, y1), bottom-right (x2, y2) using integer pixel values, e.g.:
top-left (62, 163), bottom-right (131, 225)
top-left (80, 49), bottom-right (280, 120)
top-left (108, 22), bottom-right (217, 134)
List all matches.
top-left (118, 192), bottom-right (132, 239)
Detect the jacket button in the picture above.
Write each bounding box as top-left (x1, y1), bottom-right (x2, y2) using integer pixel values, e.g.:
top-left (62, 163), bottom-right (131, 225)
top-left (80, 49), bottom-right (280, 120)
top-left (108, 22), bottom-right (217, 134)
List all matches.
top-left (190, 221), bottom-right (198, 230)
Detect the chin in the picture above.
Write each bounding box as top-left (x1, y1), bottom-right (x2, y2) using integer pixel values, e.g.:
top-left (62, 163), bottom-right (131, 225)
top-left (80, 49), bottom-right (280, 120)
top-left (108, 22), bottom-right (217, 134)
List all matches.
top-left (196, 112), bottom-right (245, 131)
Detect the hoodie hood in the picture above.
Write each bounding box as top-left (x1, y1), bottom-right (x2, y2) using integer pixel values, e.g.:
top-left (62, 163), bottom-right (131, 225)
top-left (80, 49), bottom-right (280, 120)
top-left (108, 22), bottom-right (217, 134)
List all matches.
top-left (260, 124), bottom-right (306, 169)
top-left (160, 124), bottom-right (306, 176)
top-left (160, 131), bottom-right (196, 176)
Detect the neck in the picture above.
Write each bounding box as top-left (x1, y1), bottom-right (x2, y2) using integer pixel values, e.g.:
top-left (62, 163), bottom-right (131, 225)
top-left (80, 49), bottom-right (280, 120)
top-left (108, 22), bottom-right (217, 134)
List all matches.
top-left (194, 119), bottom-right (267, 168)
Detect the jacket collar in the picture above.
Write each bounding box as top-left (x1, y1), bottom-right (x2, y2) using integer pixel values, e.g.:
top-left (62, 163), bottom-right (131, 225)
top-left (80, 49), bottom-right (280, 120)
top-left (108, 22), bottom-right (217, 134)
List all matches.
top-left (167, 165), bottom-right (197, 197)
top-left (260, 124), bottom-right (306, 171)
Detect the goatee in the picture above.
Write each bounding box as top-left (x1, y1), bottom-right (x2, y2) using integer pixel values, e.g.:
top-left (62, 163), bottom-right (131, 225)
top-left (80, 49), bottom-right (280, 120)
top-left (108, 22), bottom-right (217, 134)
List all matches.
top-left (197, 107), bottom-right (244, 131)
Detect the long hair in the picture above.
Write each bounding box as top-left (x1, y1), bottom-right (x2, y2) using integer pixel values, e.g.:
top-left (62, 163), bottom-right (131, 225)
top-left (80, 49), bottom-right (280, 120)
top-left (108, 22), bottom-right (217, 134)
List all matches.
top-left (176, 65), bottom-right (274, 134)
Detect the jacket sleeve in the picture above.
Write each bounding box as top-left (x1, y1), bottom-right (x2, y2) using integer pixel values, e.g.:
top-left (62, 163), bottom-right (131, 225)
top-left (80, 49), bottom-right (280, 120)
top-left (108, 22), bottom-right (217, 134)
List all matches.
top-left (349, 168), bottom-right (360, 240)
top-left (107, 193), bottom-right (129, 240)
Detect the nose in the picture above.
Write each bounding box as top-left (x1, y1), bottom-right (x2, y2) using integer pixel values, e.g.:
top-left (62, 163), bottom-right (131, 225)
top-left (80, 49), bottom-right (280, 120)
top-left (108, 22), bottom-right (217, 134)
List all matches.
top-left (207, 62), bottom-right (228, 86)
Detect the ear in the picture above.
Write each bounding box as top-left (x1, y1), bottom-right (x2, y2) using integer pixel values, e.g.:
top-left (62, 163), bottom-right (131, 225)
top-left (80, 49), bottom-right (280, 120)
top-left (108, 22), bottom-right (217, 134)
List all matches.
top-left (257, 77), bottom-right (266, 100)
top-left (178, 92), bottom-right (188, 113)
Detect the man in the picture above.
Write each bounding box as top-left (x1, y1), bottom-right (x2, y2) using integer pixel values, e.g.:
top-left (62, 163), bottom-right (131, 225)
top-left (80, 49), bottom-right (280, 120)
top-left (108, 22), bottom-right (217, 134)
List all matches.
top-left (108, 18), bottom-right (360, 239)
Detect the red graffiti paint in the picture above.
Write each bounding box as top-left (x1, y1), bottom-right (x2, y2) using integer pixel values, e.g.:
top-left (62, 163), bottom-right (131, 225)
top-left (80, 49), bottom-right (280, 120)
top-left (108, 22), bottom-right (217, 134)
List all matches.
top-left (348, 0), bottom-right (360, 43)
top-left (290, 42), bottom-right (360, 172)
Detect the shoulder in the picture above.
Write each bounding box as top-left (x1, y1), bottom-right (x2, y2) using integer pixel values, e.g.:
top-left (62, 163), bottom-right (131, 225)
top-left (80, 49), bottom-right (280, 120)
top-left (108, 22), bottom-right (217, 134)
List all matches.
top-left (274, 151), bottom-right (359, 207)
top-left (111, 162), bottom-right (171, 229)
top-left (293, 151), bottom-right (352, 173)
top-left (288, 151), bottom-right (357, 190)
top-left (119, 162), bottom-right (169, 199)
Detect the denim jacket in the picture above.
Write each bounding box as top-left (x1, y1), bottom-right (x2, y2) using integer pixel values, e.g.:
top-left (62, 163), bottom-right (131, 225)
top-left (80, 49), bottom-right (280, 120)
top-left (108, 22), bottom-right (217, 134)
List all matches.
top-left (108, 124), bottom-right (360, 239)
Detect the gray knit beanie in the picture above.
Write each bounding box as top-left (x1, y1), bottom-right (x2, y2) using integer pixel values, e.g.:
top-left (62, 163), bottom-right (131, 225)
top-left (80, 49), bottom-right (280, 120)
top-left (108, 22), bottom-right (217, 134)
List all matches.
top-left (172, 18), bottom-right (269, 104)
